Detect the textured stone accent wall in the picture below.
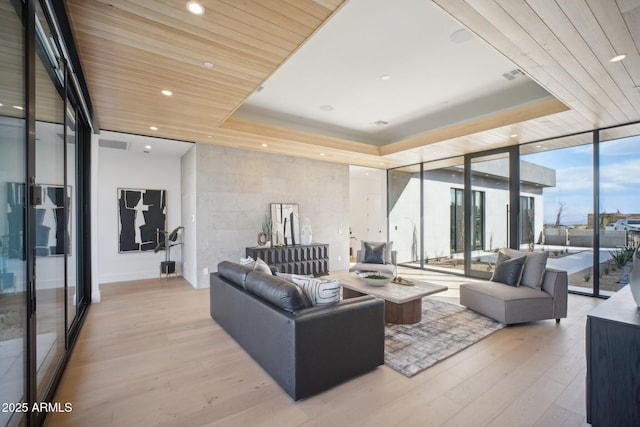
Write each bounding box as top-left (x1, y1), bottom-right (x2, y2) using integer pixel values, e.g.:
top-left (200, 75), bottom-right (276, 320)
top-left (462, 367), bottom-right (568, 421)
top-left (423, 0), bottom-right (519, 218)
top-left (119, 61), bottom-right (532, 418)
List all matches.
top-left (195, 144), bottom-right (350, 288)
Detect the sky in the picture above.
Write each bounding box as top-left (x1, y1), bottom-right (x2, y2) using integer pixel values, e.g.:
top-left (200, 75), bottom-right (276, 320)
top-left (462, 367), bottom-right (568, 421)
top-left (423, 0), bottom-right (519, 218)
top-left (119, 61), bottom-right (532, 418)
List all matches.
top-left (522, 134), bottom-right (640, 225)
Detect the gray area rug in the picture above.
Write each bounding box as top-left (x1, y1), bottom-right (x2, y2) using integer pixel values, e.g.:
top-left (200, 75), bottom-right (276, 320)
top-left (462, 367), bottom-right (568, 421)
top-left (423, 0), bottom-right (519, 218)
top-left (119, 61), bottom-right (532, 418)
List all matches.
top-left (385, 298), bottom-right (505, 377)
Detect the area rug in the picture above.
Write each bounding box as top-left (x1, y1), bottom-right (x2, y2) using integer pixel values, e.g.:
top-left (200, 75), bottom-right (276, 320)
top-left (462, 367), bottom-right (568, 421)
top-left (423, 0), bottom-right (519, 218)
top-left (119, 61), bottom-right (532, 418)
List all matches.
top-left (385, 298), bottom-right (505, 377)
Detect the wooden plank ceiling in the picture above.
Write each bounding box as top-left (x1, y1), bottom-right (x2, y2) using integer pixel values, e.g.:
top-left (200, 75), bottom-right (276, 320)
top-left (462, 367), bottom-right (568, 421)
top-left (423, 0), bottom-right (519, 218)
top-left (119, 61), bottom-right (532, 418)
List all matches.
top-left (65, 0), bottom-right (640, 169)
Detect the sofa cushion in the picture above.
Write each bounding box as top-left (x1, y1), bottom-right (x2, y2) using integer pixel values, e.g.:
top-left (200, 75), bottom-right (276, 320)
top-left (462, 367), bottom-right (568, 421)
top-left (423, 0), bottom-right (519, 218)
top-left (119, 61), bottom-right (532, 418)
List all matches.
top-left (460, 281), bottom-right (554, 324)
top-left (291, 276), bottom-right (341, 306)
top-left (218, 261), bottom-right (253, 289)
top-left (361, 241), bottom-right (393, 264)
top-left (490, 254), bottom-right (526, 286)
top-left (245, 271), bottom-right (310, 312)
top-left (349, 262), bottom-right (396, 276)
top-left (503, 249), bottom-right (549, 290)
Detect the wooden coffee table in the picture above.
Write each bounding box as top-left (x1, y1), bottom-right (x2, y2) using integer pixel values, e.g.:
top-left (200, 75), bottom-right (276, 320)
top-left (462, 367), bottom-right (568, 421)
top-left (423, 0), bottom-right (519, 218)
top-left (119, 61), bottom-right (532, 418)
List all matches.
top-left (328, 270), bottom-right (448, 324)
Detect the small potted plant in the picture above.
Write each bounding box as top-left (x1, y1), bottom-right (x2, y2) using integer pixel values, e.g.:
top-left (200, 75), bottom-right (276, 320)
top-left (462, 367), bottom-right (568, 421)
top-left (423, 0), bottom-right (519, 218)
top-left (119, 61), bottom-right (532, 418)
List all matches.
top-left (154, 226), bottom-right (184, 276)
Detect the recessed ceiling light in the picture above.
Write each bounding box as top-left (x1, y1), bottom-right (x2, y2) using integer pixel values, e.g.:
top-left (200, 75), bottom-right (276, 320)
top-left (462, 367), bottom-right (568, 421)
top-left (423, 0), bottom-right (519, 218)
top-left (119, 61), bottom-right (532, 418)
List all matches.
top-left (186, 1), bottom-right (205, 15)
top-left (203, 61), bottom-right (214, 69)
top-left (510, 134), bottom-right (518, 138)
top-left (319, 105), bottom-right (334, 111)
top-left (149, 126), bottom-right (158, 131)
top-left (161, 89), bottom-right (173, 96)
top-left (261, 143), bottom-right (268, 147)
top-left (609, 54), bottom-right (627, 62)
top-left (13, 106), bottom-right (23, 110)
top-left (207, 135), bottom-right (212, 138)
top-left (381, 75), bottom-right (391, 81)
top-left (319, 153), bottom-right (325, 157)
top-left (0, 103), bottom-right (3, 107)
top-left (145, 145), bottom-right (152, 150)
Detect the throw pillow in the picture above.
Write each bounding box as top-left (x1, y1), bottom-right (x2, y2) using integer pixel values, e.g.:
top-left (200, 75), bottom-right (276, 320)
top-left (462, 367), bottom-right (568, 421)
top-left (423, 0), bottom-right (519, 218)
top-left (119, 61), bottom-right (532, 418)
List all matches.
top-left (504, 249), bottom-right (549, 290)
top-left (291, 276), bottom-right (341, 306)
top-left (253, 257), bottom-right (272, 275)
top-left (239, 256), bottom-right (255, 267)
top-left (490, 255), bottom-right (526, 286)
top-left (363, 241), bottom-right (386, 264)
top-left (361, 241), bottom-right (393, 264)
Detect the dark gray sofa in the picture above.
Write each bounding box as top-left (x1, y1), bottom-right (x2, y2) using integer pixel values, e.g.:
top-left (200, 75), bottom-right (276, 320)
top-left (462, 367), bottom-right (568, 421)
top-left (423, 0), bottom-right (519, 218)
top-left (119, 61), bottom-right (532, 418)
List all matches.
top-left (210, 261), bottom-right (385, 400)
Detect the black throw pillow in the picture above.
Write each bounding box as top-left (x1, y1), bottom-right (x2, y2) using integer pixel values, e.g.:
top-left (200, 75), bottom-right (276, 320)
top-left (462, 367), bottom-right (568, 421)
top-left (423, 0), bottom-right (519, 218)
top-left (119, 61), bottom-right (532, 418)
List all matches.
top-left (363, 241), bottom-right (386, 264)
top-left (490, 256), bottom-right (526, 286)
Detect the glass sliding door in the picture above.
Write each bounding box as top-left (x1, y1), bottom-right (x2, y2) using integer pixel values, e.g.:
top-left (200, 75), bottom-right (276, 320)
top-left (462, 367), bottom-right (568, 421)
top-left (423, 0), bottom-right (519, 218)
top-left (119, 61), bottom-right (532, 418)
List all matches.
top-left (65, 102), bottom-right (78, 335)
top-left (0, 0), bottom-right (27, 425)
top-left (388, 165), bottom-right (422, 267)
top-left (520, 133), bottom-right (594, 293)
top-left (419, 157), bottom-right (466, 274)
top-left (468, 151), bottom-right (513, 278)
top-left (34, 2), bottom-right (66, 411)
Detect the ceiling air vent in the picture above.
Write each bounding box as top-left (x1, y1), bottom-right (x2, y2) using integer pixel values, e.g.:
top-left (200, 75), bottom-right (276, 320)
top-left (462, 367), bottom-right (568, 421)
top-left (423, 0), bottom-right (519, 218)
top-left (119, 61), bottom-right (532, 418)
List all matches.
top-left (99, 139), bottom-right (129, 150)
top-left (373, 120), bottom-right (389, 126)
top-left (502, 69), bottom-right (524, 80)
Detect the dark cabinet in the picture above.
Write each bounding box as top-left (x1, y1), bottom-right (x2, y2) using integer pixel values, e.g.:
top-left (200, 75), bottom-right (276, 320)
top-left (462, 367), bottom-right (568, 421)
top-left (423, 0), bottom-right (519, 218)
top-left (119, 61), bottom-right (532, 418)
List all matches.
top-left (586, 285), bottom-right (640, 427)
top-left (246, 244), bottom-right (329, 276)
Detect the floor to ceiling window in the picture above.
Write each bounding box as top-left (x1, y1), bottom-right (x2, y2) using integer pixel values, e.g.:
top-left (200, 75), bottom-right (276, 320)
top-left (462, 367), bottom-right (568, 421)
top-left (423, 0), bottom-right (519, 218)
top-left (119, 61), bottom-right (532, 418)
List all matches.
top-left (34, 0), bottom-right (67, 406)
top-left (423, 157), bottom-right (466, 274)
top-left (520, 133), bottom-right (594, 294)
top-left (0, 0), bottom-right (27, 425)
top-left (388, 165), bottom-right (421, 266)
top-left (390, 121), bottom-right (640, 297)
top-left (597, 123), bottom-right (640, 296)
top-left (0, 1), bottom-right (92, 425)
top-left (468, 150), bottom-right (515, 278)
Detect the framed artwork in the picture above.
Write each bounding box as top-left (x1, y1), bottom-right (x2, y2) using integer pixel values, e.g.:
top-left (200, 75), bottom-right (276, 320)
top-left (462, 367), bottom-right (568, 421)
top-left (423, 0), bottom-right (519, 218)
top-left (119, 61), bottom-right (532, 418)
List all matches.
top-left (270, 203), bottom-right (300, 246)
top-left (118, 188), bottom-right (166, 253)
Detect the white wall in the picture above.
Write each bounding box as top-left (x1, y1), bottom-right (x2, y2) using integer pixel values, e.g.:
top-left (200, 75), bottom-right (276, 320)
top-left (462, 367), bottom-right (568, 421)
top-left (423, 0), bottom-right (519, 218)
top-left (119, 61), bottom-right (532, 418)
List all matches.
top-left (194, 144), bottom-right (350, 288)
top-left (349, 166), bottom-right (387, 257)
top-left (181, 145), bottom-right (197, 286)
top-left (97, 146), bottom-right (183, 284)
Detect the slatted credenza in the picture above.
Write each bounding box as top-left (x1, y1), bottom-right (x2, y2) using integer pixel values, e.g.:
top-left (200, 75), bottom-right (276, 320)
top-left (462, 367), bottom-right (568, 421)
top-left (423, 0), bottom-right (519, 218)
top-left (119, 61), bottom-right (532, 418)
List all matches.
top-left (246, 244), bottom-right (329, 276)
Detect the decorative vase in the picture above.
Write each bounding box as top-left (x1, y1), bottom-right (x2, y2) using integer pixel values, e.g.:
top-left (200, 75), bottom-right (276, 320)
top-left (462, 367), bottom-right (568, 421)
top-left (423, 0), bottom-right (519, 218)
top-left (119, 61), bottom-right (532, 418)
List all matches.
top-left (300, 217), bottom-right (312, 245)
top-left (257, 232), bottom-right (268, 246)
top-left (631, 247), bottom-right (640, 307)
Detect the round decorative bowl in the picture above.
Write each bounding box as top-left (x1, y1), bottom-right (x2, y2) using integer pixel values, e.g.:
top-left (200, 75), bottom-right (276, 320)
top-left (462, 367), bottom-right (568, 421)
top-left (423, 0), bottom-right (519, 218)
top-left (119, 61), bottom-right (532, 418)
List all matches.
top-left (358, 272), bottom-right (393, 287)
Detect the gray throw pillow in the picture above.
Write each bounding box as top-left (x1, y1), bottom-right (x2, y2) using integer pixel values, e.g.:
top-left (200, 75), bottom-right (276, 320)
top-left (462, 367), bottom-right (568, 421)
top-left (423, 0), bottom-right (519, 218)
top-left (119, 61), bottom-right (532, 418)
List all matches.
top-left (490, 255), bottom-right (526, 286)
top-left (363, 241), bottom-right (386, 264)
top-left (504, 249), bottom-right (548, 290)
top-left (361, 241), bottom-right (393, 264)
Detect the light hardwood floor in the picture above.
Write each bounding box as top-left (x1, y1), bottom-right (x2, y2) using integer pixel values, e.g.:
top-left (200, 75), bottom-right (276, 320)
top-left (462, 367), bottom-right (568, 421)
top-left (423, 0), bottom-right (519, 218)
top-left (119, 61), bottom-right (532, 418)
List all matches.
top-left (46, 268), bottom-right (602, 427)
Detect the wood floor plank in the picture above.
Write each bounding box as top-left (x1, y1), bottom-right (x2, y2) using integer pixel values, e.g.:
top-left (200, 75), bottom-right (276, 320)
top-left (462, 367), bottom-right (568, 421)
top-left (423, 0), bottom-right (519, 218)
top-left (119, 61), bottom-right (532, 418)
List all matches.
top-left (46, 270), bottom-right (604, 426)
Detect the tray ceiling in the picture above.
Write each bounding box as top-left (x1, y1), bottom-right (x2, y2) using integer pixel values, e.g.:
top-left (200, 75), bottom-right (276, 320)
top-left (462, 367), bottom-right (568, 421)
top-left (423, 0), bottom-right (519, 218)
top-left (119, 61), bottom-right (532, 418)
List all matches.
top-left (64, 0), bottom-right (640, 168)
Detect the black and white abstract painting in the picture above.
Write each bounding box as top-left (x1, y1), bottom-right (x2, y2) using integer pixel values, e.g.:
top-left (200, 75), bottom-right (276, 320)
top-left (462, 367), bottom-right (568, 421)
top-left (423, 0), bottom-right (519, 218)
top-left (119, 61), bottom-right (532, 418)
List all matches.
top-left (270, 203), bottom-right (300, 246)
top-left (118, 188), bottom-right (166, 253)
top-left (35, 185), bottom-right (71, 256)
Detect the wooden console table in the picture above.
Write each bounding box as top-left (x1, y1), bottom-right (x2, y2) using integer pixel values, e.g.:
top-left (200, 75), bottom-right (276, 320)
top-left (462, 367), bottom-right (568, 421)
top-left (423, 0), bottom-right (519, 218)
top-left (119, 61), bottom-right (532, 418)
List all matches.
top-left (586, 285), bottom-right (640, 427)
top-left (246, 243), bottom-right (329, 276)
